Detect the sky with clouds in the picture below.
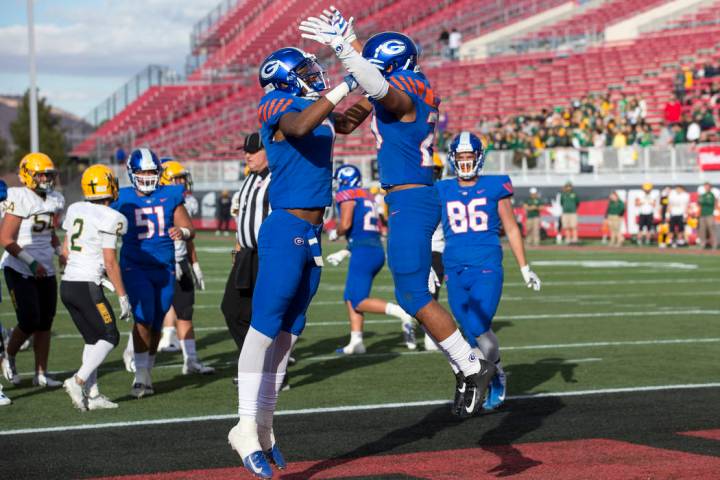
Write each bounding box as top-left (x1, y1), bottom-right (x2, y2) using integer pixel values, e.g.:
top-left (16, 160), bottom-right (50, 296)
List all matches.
top-left (0, 0), bottom-right (221, 118)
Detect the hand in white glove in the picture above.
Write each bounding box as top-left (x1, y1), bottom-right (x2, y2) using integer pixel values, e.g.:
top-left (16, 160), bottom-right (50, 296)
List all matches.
top-left (521, 265), bottom-right (541, 291)
top-left (192, 262), bottom-right (206, 290)
top-left (323, 5), bottom-right (356, 43)
top-left (299, 14), bottom-right (346, 53)
top-left (428, 267), bottom-right (441, 295)
top-left (326, 249), bottom-right (350, 266)
top-left (100, 277), bottom-right (115, 292)
top-left (328, 229), bottom-right (339, 241)
top-left (119, 295), bottom-right (132, 322)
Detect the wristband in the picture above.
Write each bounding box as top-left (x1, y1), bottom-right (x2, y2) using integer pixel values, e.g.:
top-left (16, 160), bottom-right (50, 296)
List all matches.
top-left (17, 249), bottom-right (37, 267)
top-left (324, 82), bottom-right (351, 106)
top-left (179, 227), bottom-right (191, 240)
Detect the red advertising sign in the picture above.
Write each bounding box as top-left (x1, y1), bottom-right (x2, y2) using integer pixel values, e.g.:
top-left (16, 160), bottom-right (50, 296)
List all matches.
top-left (697, 146), bottom-right (720, 171)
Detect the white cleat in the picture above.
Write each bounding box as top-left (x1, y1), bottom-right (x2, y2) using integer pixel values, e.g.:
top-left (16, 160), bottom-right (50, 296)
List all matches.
top-left (182, 358), bottom-right (215, 375)
top-left (402, 319), bottom-right (417, 350)
top-left (423, 334), bottom-right (439, 351)
top-left (1, 356), bottom-right (20, 385)
top-left (0, 385), bottom-right (11, 406)
top-left (63, 377), bottom-right (88, 411)
top-left (33, 373), bottom-right (62, 388)
top-left (130, 369), bottom-right (154, 398)
top-left (336, 342), bottom-right (366, 355)
top-left (122, 348), bottom-right (136, 373)
top-left (87, 393), bottom-right (118, 410)
top-left (158, 333), bottom-right (180, 353)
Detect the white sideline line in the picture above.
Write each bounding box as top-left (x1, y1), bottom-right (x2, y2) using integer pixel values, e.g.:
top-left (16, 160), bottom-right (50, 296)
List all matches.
top-left (2, 382), bottom-right (719, 437)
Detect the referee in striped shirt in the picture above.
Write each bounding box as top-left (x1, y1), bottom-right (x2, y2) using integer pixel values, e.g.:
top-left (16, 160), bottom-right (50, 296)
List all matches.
top-left (221, 132), bottom-right (271, 353)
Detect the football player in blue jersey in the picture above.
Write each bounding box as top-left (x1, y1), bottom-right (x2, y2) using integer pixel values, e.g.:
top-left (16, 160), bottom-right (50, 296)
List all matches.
top-left (113, 148), bottom-right (195, 399)
top-left (227, 46), bottom-right (374, 479)
top-left (326, 164), bottom-right (416, 354)
top-left (301, 7), bottom-right (495, 416)
top-left (437, 132), bottom-right (541, 410)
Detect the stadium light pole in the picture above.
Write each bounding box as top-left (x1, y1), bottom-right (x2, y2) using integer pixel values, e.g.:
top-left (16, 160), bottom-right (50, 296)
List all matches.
top-left (27, 0), bottom-right (39, 153)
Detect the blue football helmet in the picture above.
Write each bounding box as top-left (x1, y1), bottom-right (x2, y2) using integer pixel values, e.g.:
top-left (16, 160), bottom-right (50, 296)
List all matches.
top-left (449, 132), bottom-right (484, 180)
top-left (0, 179), bottom-right (7, 203)
top-left (127, 147), bottom-right (162, 193)
top-left (334, 164), bottom-right (362, 191)
top-left (362, 32), bottom-right (419, 77)
top-left (258, 47), bottom-right (328, 97)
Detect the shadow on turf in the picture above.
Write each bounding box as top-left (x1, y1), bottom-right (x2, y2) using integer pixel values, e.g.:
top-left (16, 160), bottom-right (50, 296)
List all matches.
top-left (282, 357), bottom-right (574, 479)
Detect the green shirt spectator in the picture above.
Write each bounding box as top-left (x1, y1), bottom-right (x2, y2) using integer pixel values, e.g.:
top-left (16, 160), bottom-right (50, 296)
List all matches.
top-left (525, 197), bottom-right (543, 218)
top-left (606, 199), bottom-right (625, 216)
top-left (699, 190), bottom-right (716, 216)
top-left (560, 190), bottom-right (580, 213)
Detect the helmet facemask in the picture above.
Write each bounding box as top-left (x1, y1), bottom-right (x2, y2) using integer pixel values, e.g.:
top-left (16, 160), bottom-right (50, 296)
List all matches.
top-left (295, 57), bottom-right (328, 99)
top-left (133, 170), bottom-right (159, 193)
top-left (452, 151), bottom-right (481, 181)
top-left (34, 171), bottom-right (57, 193)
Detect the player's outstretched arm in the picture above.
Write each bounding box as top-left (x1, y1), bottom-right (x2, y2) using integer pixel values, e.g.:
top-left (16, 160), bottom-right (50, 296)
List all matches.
top-left (499, 197), bottom-right (541, 291)
top-left (170, 204), bottom-right (195, 241)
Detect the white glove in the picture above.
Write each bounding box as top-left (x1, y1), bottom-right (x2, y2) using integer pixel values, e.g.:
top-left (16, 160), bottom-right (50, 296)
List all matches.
top-left (175, 263), bottom-right (183, 282)
top-left (119, 295), bottom-right (132, 322)
top-left (428, 267), bottom-right (441, 295)
top-left (326, 249), bottom-right (350, 266)
top-left (324, 5), bottom-right (356, 43)
top-left (521, 265), bottom-right (541, 291)
top-left (328, 229), bottom-right (338, 241)
top-left (100, 277), bottom-right (115, 292)
top-left (192, 262), bottom-right (206, 290)
top-left (300, 14), bottom-right (346, 52)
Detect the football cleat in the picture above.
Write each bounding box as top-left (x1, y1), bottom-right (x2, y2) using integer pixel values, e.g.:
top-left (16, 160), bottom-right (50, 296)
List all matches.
top-left (336, 341), bottom-right (366, 355)
top-left (229, 425), bottom-right (272, 479)
top-left (265, 444), bottom-right (287, 470)
top-left (63, 377), bottom-right (88, 411)
top-left (402, 320), bottom-right (417, 350)
top-left (1, 356), bottom-right (20, 385)
top-left (87, 393), bottom-right (119, 410)
top-left (182, 358), bottom-right (215, 375)
top-left (122, 348), bottom-right (136, 373)
top-left (423, 334), bottom-right (439, 351)
top-left (483, 368), bottom-right (507, 411)
top-left (452, 371), bottom-right (465, 416)
top-left (0, 385), bottom-right (11, 406)
top-left (130, 383), bottom-right (150, 399)
top-left (33, 373), bottom-right (62, 388)
top-left (455, 359), bottom-right (496, 418)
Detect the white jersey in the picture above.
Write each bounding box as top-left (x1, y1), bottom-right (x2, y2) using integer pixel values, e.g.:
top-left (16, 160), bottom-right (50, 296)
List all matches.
top-left (0, 187), bottom-right (64, 276)
top-left (173, 195), bottom-right (198, 262)
top-left (668, 190), bottom-right (690, 217)
top-left (431, 224), bottom-right (445, 253)
top-left (61, 202), bottom-right (128, 284)
top-left (184, 195), bottom-right (199, 217)
top-left (637, 191), bottom-right (656, 215)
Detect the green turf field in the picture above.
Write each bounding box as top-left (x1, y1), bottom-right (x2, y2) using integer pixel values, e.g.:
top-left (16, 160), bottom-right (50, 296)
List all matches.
top-left (1, 233), bottom-right (718, 431)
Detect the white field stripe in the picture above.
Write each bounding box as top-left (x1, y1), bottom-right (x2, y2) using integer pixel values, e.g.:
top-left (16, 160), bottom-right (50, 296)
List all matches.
top-left (2, 382), bottom-right (719, 436)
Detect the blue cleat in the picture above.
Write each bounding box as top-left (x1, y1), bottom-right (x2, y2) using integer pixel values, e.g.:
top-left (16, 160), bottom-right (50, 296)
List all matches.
top-left (242, 451), bottom-right (273, 479)
top-left (483, 369), bottom-right (507, 410)
top-left (265, 443), bottom-right (287, 470)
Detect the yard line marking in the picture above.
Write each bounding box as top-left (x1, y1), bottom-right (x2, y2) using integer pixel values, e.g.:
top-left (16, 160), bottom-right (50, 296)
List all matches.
top-left (2, 382), bottom-right (719, 436)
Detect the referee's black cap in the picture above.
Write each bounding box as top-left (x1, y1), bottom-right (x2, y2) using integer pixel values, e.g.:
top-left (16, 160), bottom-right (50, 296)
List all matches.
top-left (240, 132), bottom-right (263, 154)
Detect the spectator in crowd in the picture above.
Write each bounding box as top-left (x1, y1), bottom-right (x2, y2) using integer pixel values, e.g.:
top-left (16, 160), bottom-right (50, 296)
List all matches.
top-left (656, 121), bottom-right (673, 147)
top-left (448, 28), bottom-right (462, 60)
top-left (667, 185), bottom-right (690, 247)
top-left (605, 191), bottom-right (625, 247)
top-left (439, 29), bottom-right (449, 58)
top-left (635, 182), bottom-right (656, 245)
top-left (674, 70), bottom-right (686, 101)
top-left (215, 190), bottom-right (232, 236)
top-left (697, 182), bottom-right (717, 249)
top-left (523, 187), bottom-right (543, 246)
top-left (560, 182), bottom-right (580, 244)
top-left (663, 96), bottom-right (682, 125)
top-left (686, 115), bottom-right (702, 143)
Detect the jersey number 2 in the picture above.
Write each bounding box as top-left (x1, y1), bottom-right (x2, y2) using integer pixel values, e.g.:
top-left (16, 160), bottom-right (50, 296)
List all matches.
top-left (135, 206), bottom-right (166, 240)
top-left (446, 199), bottom-right (488, 234)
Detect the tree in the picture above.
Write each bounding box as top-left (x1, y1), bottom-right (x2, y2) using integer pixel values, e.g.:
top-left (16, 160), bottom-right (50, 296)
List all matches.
top-left (9, 89), bottom-right (67, 169)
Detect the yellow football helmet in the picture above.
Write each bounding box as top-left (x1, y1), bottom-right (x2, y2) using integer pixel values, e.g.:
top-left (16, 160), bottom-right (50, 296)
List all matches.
top-left (160, 160), bottom-right (193, 192)
top-left (19, 152), bottom-right (56, 192)
top-left (642, 182), bottom-right (653, 191)
top-left (81, 164), bottom-right (119, 201)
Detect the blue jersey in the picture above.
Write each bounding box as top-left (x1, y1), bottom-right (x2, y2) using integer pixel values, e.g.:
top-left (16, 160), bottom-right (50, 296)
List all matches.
top-left (370, 70), bottom-right (439, 188)
top-left (258, 90), bottom-right (335, 210)
top-left (335, 187), bottom-right (382, 249)
top-left (113, 184), bottom-right (185, 269)
top-left (436, 175), bottom-right (514, 269)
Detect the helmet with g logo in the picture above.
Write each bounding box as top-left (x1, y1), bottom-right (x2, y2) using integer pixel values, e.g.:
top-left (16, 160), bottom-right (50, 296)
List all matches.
top-left (361, 32), bottom-right (419, 77)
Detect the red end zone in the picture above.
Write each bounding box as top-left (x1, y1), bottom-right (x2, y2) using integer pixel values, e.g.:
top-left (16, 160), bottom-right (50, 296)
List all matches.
top-left (94, 438), bottom-right (720, 479)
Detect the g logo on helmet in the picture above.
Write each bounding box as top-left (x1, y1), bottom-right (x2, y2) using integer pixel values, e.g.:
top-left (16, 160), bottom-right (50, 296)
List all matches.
top-left (339, 166), bottom-right (355, 177)
top-left (261, 60), bottom-right (281, 80)
top-left (377, 40), bottom-right (407, 57)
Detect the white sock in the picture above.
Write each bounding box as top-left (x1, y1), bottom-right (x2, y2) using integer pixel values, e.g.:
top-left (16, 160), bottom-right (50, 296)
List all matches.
top-left (76, 341), bottom-right (114, 383)
top-left (385, 302), bottom-right (412, 322)
top-left (233, 416), bottom-right (262, 457)
top-left (349, 331), bottom-right (363, 344)
top-left (439, 329), bottom-right (481, 376)
top-left (161, 326), bottom-right (176, 340)
top-left (125, 333), bottom-right (134, 354)
top-left (134, 352), bottom-right (149, 383)
top-left (181, 339), bottom-right (196, 362)
top-left (237, 327), bottom-right (273, 419)
top-left (148, 354), bottom-right (156, 371)
top-left (257, 408), bottom-right (276, 452)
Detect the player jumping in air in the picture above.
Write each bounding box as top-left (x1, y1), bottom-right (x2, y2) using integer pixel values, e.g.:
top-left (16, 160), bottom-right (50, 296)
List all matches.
top-left (326, 164), bottom-right (416, 354)
top-left (437, 132), bottom-right (541, 410)
top-left (301, 6), bottom-right (495, 416)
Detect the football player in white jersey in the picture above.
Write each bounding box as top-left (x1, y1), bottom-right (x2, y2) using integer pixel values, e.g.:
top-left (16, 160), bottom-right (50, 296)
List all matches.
top-left (155, 161), bottom-right (213, 375)
top-left (60, 165), bottom-right (131, 410)
top-left (0, 153), bottom-right (65, 388)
